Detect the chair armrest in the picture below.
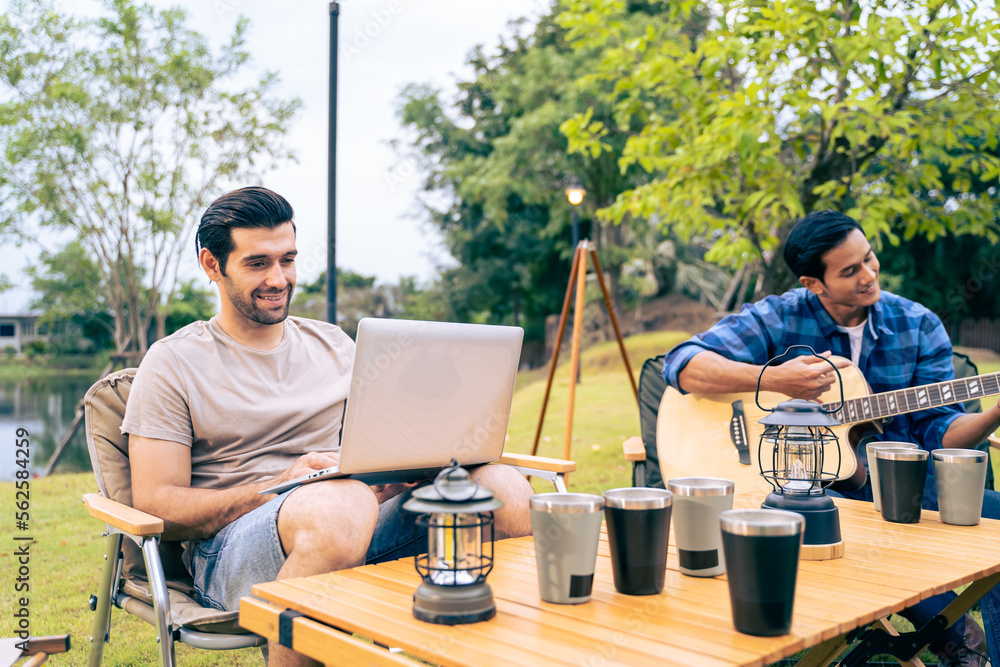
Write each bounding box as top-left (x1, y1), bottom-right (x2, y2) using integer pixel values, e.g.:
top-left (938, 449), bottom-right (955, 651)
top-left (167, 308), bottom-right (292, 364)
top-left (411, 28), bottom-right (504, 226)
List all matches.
top-left (83, 493), bottom-right (164, 536)
top-left (499, 452), bottom-right (576, 474)
top-left (989, 434), bottom-right (1000, 449)
top-left (623, 436), bottom-right (646, 462)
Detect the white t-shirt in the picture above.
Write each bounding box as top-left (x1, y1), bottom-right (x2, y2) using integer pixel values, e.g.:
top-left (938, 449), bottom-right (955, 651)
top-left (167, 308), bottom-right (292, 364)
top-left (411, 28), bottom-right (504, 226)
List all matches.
top-left (836, 319), bottom-right (867, 366)
top-left (122, 316), bottom-right (355, 490)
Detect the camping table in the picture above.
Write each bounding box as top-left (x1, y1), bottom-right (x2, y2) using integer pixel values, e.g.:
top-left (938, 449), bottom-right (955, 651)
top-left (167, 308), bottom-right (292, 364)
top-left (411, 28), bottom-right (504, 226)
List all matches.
top-left (239, 496), bottom-right (1000, 666)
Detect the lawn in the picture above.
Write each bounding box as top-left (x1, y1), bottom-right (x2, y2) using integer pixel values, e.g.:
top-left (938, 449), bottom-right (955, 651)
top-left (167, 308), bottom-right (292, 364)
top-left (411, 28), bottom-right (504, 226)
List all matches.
top-left (2, 331), bottom-right (997, 665)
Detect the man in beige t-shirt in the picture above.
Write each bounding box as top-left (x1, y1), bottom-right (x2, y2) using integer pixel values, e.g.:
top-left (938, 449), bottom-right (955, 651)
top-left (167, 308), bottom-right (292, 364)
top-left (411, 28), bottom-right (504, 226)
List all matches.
top-left (123, 187), bottom-right (534, 667)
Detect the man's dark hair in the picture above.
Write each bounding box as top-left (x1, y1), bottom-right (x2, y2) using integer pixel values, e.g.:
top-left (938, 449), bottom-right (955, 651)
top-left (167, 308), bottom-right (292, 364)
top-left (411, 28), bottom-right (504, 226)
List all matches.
top-left (196, 186), bottom-right (296, 275)
top-left (783, 210), bottom-right (864, 281)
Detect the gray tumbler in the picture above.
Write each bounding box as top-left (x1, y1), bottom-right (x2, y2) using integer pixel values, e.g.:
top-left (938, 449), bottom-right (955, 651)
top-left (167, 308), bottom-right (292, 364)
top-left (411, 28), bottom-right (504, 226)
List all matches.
top-left (866, 441), bottom-right (919, 512)
top-left (876, 447), bottom-right (929, 524)
top-left (932, 449), bottom-right (988, 526)
top-left (667, 477), bottom-right (735, 577)
top-left (529, 493), bottom-right (605, 604)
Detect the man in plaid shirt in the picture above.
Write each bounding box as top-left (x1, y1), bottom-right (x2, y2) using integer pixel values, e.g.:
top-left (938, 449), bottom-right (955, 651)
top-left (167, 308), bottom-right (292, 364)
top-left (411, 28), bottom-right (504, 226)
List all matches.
top-left (663, 210), bottom-right (1000, 666)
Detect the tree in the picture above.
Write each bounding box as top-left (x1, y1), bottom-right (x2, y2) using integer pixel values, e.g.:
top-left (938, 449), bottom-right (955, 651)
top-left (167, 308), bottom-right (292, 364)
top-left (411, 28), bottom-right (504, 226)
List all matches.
top-left (396, 8), bottom-right (674, 340)
top-left (26, 239), bottom-right (115, 352)
top-left (0, 0), bottom-right (300, 353)
top-left (163, 278), bottom-right (217, 334)
top-left (559, 0), bottom-right (1000, 295)
top-left (290, 269), bottom-right (411, 339)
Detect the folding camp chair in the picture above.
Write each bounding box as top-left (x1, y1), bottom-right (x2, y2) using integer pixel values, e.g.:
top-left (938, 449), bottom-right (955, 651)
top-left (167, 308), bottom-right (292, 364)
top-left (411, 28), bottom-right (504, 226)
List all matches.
top-left (82, 368), bottom-right (265, 666)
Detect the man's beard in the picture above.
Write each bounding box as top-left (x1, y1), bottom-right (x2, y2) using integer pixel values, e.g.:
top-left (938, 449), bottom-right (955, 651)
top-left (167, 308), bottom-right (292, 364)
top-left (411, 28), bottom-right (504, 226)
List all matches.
top-left (224, 282), bottom-right (293, 325)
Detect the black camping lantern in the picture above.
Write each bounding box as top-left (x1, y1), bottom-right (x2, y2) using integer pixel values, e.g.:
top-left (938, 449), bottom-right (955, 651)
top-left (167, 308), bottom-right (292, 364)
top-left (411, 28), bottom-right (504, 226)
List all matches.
top-left (756, 346), bottom-right (845, 560)
top-left (402, 460), bottom-right (504, 625)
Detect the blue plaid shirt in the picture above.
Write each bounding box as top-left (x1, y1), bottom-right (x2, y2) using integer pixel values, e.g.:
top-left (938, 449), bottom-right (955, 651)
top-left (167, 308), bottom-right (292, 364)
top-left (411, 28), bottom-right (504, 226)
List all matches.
top-left (662, 288), bottom-right (963, 451)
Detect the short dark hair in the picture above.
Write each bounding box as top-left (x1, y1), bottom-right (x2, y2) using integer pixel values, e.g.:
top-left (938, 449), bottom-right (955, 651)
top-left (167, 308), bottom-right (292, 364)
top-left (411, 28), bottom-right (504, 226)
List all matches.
top-left (783, 210), bottom-right (864, 281)
top-left (196, 186), bottom-right (296, 275)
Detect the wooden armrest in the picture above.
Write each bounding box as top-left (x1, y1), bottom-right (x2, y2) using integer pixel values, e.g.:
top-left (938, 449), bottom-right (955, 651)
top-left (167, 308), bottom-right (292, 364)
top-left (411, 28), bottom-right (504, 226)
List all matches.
top-left (83, 493), bottom-right (164, 536)
top-left (499, 452), bottom-right (576, 474)
top-left (16, 635), bottom-right (70, 656)
top-left (623, 436), bottom-right (647, 462)
top-left (240, 597), bottom-right (413, 666)
top-left (989, 434), bottom-right (1000, 449)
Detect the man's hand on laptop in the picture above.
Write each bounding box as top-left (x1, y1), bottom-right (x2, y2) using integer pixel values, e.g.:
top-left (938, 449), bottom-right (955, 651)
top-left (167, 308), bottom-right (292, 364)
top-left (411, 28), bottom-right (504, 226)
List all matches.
top-left (269, 451), bottom-right (340, 487)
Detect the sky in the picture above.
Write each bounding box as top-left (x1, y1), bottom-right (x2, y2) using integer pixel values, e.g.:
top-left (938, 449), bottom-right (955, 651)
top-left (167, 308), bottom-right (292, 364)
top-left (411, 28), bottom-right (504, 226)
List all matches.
top-left (0, 0), bottom-right (550, 313)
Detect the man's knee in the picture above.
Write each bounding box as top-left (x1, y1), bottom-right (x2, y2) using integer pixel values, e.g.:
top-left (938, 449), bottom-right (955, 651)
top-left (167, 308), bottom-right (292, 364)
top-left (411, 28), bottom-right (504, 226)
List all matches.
top-left (470, 464), bottom-right (533, 539)
top-left (278, 480), bottom-right (379, 557)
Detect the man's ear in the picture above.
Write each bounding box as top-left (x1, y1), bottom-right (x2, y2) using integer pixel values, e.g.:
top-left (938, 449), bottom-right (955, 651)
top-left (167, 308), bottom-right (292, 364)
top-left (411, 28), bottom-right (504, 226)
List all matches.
top-left (799, 275), bottom-right (825, 296)
top-left (199, 248), bottom-right (224, 282)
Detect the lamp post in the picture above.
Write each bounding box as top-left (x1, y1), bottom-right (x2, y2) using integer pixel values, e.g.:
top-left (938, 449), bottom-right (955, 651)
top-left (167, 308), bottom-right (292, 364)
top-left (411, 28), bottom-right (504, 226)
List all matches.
top-left (564, 179), bottom-right (586, 385)
top-left (326, 1), bottom-right (340, 325)
top-left (564, 178), bottom-right (586, 251)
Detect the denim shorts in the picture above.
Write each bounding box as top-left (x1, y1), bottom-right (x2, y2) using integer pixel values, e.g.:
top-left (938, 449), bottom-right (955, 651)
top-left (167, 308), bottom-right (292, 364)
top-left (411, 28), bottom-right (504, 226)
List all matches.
top-left (184, 486), bottom-right (426, 612)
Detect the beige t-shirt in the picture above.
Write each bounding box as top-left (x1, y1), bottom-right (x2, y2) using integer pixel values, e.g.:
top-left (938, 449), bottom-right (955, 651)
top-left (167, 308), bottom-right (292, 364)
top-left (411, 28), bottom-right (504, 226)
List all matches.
top-left (121, 316), bottom-right (355, 490)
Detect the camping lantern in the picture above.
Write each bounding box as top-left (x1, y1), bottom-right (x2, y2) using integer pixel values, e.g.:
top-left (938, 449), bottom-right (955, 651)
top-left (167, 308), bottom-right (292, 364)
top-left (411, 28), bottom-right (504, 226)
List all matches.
top-left (756, 346), bottom-right (845, 560)
top-left (403, 460), bottom-right (504, 625)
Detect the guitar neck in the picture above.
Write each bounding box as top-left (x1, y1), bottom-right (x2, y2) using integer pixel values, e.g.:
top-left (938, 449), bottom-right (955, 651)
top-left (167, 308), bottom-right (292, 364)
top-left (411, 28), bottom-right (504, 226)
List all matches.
top-left (822, 372), bottom-right (1000, 426)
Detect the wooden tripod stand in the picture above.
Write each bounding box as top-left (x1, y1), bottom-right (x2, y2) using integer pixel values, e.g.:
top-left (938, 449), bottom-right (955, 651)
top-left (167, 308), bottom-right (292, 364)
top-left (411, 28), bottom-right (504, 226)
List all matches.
top-left (530, 240), bottom-right (639, 462)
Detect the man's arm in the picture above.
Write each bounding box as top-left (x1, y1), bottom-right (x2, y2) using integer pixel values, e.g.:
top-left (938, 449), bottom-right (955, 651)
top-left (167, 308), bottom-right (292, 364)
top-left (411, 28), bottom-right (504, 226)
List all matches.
top-left (130, 435), bottom-right (339, 541)
top-left (941, 404), bottom-right (1000, 450)
top-left (678, 349), bottom-right (853, 401)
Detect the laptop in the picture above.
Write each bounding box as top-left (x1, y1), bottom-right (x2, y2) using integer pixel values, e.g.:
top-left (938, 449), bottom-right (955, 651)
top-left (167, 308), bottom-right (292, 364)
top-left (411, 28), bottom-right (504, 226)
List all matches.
top-left (259, 317), bottom-right (523, 495)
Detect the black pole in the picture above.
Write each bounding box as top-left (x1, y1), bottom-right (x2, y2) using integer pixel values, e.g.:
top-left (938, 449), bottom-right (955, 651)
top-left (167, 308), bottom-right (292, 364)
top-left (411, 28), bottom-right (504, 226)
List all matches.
top-left (570, 206), bottom-right (580, 385)
top-left (327, 2), bottom-right (340, 325)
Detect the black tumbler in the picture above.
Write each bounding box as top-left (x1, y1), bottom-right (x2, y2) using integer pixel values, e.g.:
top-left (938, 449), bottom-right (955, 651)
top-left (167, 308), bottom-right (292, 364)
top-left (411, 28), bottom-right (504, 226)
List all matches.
top-left (720, 509), bottom-right (804, 636)
top-left (602, 488), bottom-right (673, 595)
top-left (876, 448), bottom-right (929, 523)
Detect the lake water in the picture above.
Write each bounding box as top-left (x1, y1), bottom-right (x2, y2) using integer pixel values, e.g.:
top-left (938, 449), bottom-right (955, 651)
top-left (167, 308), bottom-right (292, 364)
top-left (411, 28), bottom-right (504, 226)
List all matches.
top-left (0, 373), bottom-right (99, 481)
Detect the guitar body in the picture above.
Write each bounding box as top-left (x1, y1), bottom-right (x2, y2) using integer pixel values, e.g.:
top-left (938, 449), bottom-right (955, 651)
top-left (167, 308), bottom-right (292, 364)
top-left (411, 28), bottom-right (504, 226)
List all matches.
top-left (655, 360), bottom-right (872, 498)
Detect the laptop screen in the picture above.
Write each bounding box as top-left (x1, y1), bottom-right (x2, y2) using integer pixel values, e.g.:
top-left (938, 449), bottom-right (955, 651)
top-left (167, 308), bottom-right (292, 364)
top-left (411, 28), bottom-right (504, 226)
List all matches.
top-left (339, 318), bottom-right (524, 474)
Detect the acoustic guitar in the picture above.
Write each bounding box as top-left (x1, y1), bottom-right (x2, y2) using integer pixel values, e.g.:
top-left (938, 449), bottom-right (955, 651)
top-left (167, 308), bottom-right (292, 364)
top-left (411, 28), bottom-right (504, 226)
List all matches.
top-left (655, 358), bottom-right (1000, 497)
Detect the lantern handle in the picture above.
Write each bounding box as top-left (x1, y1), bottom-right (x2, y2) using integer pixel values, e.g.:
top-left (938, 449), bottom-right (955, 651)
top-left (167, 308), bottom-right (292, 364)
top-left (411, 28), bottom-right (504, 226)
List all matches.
top-left (754, 344), bottom-right (845, 414)
top-left (433, 459), bottom-right (480, 502)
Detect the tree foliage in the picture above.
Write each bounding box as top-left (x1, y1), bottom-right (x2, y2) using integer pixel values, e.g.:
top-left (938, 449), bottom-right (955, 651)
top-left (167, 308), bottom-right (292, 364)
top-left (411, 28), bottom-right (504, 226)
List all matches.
top-left (396, 9), bottom-right (672, 340)
top-left (0, 0), bottom-right (300, 352)
top-left (290, 270), bottom-right (438, 339)
top-left (559, 0), bottom-right (1000, 294)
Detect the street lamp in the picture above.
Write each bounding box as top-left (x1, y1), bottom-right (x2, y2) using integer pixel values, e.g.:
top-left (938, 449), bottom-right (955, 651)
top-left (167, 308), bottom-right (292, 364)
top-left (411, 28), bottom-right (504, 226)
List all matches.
top-left (564, 178), bottom-right (586, 386)
top-left (564, 178), bottom-right (586, 250)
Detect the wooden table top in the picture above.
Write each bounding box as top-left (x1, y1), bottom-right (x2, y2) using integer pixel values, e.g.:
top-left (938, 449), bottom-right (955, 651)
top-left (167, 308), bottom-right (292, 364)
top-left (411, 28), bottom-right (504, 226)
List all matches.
top-left (244, 496), bottom-right (1000, 667)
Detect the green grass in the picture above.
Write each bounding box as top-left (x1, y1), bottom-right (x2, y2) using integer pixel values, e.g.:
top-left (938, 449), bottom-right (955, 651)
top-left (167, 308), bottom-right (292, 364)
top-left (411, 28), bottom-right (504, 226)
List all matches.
top-left (0, 352), bottom-right (110, 381)
top-left (1, 332), bottom-right (996, 665)
top-left (0, 473), bottom-right (262, 665)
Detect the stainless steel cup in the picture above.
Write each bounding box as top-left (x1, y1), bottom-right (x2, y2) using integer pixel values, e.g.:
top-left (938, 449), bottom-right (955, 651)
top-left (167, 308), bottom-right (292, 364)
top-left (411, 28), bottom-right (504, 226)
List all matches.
top-left (529, 493), bottom-right (604, 604)
top-left (666, 477), bottom-right (735, 577)
top-left (876, 448), bottom-right (929, 523)
top-left (603, 487), bottom-right (673, 595)
top-left (932, 449), bottom-right (988, 526)
top-left (720, 509), bottom-right (804, 636)
top-left (866, 441), bottom-right (919, 512)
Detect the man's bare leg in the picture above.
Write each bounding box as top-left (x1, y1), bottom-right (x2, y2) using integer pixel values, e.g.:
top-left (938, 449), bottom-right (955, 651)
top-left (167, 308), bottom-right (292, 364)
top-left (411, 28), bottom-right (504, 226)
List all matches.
top-left (268, 479), bottom-right (379, 667)
top-left (470, 464), bottom-right (534, 539)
